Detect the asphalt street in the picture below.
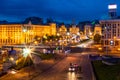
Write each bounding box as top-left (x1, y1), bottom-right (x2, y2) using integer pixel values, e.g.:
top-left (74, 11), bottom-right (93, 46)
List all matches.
top-left (0, 40), bottom-right (94, 80)
top-left (33, 53), bottom-right (93, 80)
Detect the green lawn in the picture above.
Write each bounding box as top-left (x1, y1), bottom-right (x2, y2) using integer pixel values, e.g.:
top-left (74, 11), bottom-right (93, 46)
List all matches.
top-left (14, 53), bottom-right (54, 70)
top-left (39, 53), bottom-right (55, 60)
top-left (92, 60), bottom-right (120, 80)
top-left (14, 57), bottom-right (33, 70)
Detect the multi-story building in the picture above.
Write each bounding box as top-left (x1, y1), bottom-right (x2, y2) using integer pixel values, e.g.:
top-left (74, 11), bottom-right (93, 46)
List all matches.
top-left (0, 22), bottom-right (56, 45)
top-left (58, 25), bottom-right (67, 36)
top-left (84, 25), bottom-right (92, 37)
top-left (108, 4), bottom-right (117, 19)
top-left (100, 19), bottom-right (120, 49)
top-left (94, 24), bottom-right (102, 35)
top-left (69, 25), bottom-right (79, 35)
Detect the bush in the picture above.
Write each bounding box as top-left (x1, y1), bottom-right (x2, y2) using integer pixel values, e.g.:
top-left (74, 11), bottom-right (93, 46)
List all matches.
top-left (39, 53), bottom-right (54, 60)
top-left (92, 60), bottom-right (120, 80)
top-left (14, 57), bottom-right (33, 70)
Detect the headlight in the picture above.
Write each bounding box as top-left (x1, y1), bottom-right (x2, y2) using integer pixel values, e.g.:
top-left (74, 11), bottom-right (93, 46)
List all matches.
top-left (69, 68), bottom-right (72, 71)
top-left (72, 68), bottom-right (75, 71)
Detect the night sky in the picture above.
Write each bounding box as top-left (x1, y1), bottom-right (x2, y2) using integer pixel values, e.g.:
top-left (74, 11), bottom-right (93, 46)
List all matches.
top-left (0, 0), bottom-right (120, 23)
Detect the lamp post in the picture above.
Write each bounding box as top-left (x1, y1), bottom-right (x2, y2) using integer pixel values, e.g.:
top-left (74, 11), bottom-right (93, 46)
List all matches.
top-left (67, 32), bottom-right (70, 46)
top-left (114, 36), bottom-right (116, 47)
top-left (22, 48), bottom-right (31, 78)
top-left (113, 36), bottom-right (116, 52)
top-left (77, 32), bottom-right (80, 43)
top-left (23, 28), bottom-right (27, 44)
top-left (57, 33), bottom-right (60, 53)
top-left (105, 27), bottom-right (109, 55)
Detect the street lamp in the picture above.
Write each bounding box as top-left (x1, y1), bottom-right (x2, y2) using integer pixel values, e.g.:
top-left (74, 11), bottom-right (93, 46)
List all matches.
top-left (9, 57), bottom-right (15, 63)
top-left (9, 69), bottom-right (17, 74)
top-left (114, 36), bottom-right (116, 47)
top-left (23, 28), bottom-right (27, 44)
top-left (34, 41), bottom-right (38, 45)
top-left (105, 26), bottom-right (109, 55)
top-left (66, 32), bottom-right (70, 45)
top-left (57, 33), bottom-right (60, 36)
top-left (23, 29), bottom-right (27, 32)
top-left (77, 32), bottom-right (80, 35)
top-left (22, 48), bottom-right (31, 57)
top-left (67, 32), bottom-right (70, 36)
top-left (22, 48), bottom-right (31, 78)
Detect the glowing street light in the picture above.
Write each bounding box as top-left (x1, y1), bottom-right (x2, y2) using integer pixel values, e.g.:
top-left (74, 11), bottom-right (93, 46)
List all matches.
top-left (34, 41), bottom-right (38, 45)
top-left (77, 32), bottom-right (80, 35)
top-left (22, 48), bottom-right (31, 57)
top-left (23, 29), bottom-right (27, 32)
top-left (67, 32), bottom-right (70, 36)
top-left (9, 69), bottom-right (17, 74)
top-left (22, 47), bottom-right (32, 78)
top-left (57, 33), bottom-right (60, 36)
top-left (9, 57), bottom-right (14, 61)
top-left (66, 32), bottom-right (70, 45)
top-left (117, 48), bottom-right (120, 51)
top-left (89, 32), bottom-right (92, 36)
top-left (43, 35), bottom-right (47, 39)
top-left (114, 36), bottom-right (116, 46)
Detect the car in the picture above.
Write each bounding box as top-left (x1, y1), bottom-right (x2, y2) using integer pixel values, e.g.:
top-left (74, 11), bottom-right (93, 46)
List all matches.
top-left (68, 63), bottom-right (78, 72)
top-left (68, 66), bottom-right (75, 72)
top-left (73, 64), bottom-right (78, 67)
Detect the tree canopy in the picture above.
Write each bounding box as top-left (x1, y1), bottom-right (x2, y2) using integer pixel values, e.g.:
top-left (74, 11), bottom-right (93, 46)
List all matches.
top-left (94, 34), bottom-right (101, 44)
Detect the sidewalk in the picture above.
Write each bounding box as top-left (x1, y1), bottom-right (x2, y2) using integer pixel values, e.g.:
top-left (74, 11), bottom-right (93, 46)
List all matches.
top-left (0, 53), bottom-right (65, 80)
top-left (99, 51), bottom-right (120, 57)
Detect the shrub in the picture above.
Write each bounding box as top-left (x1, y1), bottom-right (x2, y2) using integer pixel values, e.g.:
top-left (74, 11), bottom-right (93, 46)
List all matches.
top-left (14, 57), bottom-right (33, 70)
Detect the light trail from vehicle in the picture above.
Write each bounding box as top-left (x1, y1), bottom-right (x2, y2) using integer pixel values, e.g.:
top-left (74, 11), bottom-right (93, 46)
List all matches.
top-left (67, 72), bottom-right (77, 80)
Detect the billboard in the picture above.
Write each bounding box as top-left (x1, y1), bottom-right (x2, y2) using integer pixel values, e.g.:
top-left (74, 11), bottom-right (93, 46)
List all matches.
top-left (108, 4), bottom-right (117, 9)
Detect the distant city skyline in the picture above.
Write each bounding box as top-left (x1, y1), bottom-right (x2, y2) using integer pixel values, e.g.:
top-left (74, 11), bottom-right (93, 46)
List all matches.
top-left (0, 0), bottom-right (120, 23)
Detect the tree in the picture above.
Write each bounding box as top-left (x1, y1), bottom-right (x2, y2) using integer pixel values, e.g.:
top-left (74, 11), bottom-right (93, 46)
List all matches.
top-left (94, 34), bottom-right (101, 44)
top-left (23, 17), bottom-right (43, 24)
top-left (34, 35), bottom-right (41, 41)
top-left (46, 18), bottom-right (54, 24)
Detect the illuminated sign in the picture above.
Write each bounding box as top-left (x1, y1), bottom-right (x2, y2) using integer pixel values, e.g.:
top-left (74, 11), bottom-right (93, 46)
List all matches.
top-left (108, 4), bottom-right (117, 9)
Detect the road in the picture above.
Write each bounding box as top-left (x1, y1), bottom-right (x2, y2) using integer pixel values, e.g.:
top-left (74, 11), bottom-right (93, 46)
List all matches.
top-left (32, 40), bottom-right (94, 80)
top-left (76, 40), bottom-right (93, 48)
top-left (31, 40), bottom-right (94, 80)
top-left (32, 53), bottom-right (93, 80)
top-left (0, 53), bottom-right (93, 80)
top-left (0, 40), bottom-right (94, 80)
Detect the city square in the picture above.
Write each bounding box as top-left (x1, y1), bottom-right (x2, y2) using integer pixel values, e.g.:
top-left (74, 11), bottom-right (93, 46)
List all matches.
top-left (0, 0), bottom-right (120, 80)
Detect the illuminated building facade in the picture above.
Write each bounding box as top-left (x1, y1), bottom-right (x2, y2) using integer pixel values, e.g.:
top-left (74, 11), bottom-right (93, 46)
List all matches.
top-left (100, 19), bottom-right (120, 50)
top-left (84, 25), bottom-right (92, 37)
top-left (94, 24), bottom-right (102, 35)
top-left (0, 23), bottom-right (56, 45)
top-left (69, 25), bottom-right (80, 35)
top-left (58, 25), bottom-right (67, 36)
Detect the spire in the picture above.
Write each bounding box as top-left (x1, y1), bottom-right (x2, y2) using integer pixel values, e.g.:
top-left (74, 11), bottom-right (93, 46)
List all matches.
top-left (71, 19), bottom-right (76, 26)
top-left (72, 19), bottom-right (75, 25)
top-left (28, 20), bottom-right (32, 25)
